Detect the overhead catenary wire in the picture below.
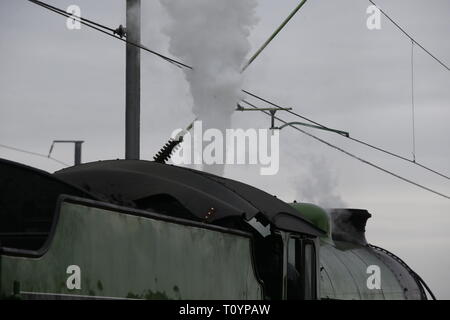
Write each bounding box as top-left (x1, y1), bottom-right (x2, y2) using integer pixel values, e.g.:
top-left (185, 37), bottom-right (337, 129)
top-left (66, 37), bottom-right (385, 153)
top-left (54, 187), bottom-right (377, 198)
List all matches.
top-left (368, 0), bottom-right (450, 72)
top-left (241, 91), bottom-right (450, 181)
top-left (27, 0), bottom-right (191, 70)
top-left (27, 0), bottom-right (447, 172)
top-left (241, 100), bottom-right (450, 200)
top-left (25, 0), bottom-right (450, 194)
top-left (27, 0), bottom-right (447, 174)
top-left (30, 0), bottom-right (116, 33)
top-left (0, 143), bottom-right (70, 167)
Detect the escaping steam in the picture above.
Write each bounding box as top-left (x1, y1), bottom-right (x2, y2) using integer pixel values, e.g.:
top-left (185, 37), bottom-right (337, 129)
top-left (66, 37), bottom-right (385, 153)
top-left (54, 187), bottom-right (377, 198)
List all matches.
top-left (160, 0), bottom-right (258, 174)
top-left (292, 155), bottom-right (347, 209)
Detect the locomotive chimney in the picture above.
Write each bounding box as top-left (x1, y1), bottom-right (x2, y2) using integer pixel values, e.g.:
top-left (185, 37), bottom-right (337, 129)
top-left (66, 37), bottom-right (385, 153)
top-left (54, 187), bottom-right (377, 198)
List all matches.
top-left (329, 209), bottom-right (372, 245)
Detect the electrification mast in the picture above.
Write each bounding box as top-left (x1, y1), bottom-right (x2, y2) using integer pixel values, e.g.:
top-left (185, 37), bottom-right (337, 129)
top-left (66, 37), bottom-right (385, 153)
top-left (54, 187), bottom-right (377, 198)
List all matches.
top-left (125, 0), bottom-right (141, 160)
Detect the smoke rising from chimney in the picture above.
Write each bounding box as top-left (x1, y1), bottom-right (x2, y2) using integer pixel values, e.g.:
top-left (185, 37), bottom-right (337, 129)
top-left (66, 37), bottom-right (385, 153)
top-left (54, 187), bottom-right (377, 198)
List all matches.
top-left (291, 155), bottom-right (347, 209)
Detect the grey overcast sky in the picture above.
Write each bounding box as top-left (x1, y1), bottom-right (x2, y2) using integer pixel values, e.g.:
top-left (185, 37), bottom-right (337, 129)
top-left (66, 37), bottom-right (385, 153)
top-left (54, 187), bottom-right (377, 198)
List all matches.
top-left (1, 0), bottom-right (449, 298)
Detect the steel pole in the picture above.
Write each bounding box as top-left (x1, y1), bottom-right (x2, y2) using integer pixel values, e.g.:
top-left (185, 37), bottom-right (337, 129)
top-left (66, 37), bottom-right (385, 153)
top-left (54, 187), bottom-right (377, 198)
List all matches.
top-left (125, 0), bottom-right (141, 160)
top-left (74, 141), bottom-right (83, 165)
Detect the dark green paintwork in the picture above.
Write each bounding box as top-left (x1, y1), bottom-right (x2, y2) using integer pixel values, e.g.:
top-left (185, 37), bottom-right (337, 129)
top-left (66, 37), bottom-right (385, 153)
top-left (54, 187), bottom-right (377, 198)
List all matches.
top-left (0, 200), bottom-right (263, 300)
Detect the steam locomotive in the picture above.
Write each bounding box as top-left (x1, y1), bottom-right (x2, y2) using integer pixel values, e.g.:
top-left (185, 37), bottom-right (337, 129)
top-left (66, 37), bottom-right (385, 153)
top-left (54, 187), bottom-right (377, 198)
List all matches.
top-left (0, 158), bottom-right (434, 299)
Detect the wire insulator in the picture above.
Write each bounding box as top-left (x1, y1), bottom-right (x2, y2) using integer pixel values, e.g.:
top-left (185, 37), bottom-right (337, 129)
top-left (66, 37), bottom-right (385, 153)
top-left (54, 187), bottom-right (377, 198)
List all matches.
top-left (153, 138), bottom-right (183, 164)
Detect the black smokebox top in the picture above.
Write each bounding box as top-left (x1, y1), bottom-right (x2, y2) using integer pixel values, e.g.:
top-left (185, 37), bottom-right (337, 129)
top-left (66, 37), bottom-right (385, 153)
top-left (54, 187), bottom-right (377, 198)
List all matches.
top-left (329, 209), bottom-right (372, 246)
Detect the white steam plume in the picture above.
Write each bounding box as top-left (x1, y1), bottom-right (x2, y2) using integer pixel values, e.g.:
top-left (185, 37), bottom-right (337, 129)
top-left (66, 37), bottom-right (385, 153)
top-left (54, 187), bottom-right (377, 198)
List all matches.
top-left (291, 155), bottom-right (347, 209)
top-left (160, 0), bottom-right (258, 175)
